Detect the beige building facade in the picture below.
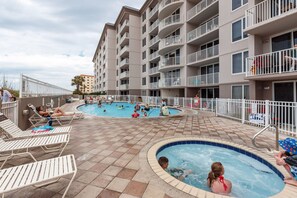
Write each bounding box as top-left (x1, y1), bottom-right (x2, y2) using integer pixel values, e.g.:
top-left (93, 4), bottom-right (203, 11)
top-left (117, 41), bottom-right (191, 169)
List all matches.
top-left (93, 0), bottom-right (297, 102)
top-left (79, 74), bottom-right (94, 94)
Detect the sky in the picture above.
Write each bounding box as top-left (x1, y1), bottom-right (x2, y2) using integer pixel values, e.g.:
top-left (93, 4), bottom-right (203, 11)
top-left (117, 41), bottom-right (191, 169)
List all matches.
top-left (0, 0), bottom-right (145, 90)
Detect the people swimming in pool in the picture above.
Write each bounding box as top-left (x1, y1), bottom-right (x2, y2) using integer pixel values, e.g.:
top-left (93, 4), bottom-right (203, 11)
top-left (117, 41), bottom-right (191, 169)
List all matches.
top-left (158, 156), bottom-right (192, 181)
top-left (144, 104), bottom-right (150, 111)
top-left (118, 105), bottom-right (124, 110)
top-left (207, 162), bottom-right (232, 195)
top-left (134, 103), bottom-right (140, 111)
top-left (103, 109), bottom-right (106, 113)
top-left (161, 105), bottom-right (169, 116)
top-left (131, 110), bottom-right (140, 118)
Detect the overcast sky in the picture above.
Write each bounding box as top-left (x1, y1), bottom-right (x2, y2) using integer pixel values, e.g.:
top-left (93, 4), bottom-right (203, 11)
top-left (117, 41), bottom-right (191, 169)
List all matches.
top-left (0, 0), bottom-right (145, 90)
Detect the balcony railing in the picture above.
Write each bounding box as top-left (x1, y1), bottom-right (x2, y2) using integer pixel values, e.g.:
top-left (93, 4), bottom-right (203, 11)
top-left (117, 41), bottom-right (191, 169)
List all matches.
top-left (120, 71), bottom-right (129, 78)
top-left (188, 72), bottom-right (219, 86)
top-left (149, 82), bottom-right (159, 89)
top-left (149, 20), bottom-right (159, 32)
top-left (188, 44), bottom-right (219, 64)
top-left (187, 0), bottom-right (218, 20)
top-left (120, 58), bottom-right (129, 67)
top-left (188, 16), bottom-right (219, 42)
top-left (160, 35), bottom-right (182, 48)
top-left (119, 32), bottom-right (129, 44)
top-left (246, 0), bottom-right (297, 28)
top-left (120, 45), bottom-right (129, 55)
top-left (159, 14), bottom-right (181, 29)
top-left (149, 36), bottom-right (160, 46)
top-left (149, 67), bottom-right (159, 74)
top-left (149, 51), bottom-right (159, 60)
top-left (119, 20), bottom-right (129, 33)
top-left (160, 0), bottom-right (181, 9)
top-left (161, 56), bottom-right (181, 67)
top-left (159, 77), bottom-right (183, 88)
top-left (149, 4), bottom-right (159, 18)
top-left (246, 47), bottom-right (297, 77)
top-left (120, 84), bottom-right (129, 90)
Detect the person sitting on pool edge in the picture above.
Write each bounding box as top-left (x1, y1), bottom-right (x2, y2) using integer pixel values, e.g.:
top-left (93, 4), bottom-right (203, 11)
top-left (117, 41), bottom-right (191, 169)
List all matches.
top-left (207, 162), bottom-right (232, 195)
top-left (158, 156), bottom-right (192, 181)
top-left (131, 110), bottom-right (140, 118)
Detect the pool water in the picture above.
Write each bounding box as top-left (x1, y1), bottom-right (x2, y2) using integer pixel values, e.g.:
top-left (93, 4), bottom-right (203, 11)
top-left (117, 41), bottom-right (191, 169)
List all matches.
top-left (77, 102), bottom-right (181, 118)
top-left (157, 143), bottom-right (285, 198)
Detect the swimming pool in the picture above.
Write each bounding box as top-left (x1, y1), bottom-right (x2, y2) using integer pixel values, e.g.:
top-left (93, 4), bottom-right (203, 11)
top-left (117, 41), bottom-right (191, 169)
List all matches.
top-left (77, 102), bottom-right (181, 118)
top-left (153, 140), bottom-right (285, 198)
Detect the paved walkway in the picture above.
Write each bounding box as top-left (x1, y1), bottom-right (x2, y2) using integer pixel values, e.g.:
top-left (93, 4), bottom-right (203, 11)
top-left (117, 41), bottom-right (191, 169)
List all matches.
top-left (3, 102), bottom-right (292, 198)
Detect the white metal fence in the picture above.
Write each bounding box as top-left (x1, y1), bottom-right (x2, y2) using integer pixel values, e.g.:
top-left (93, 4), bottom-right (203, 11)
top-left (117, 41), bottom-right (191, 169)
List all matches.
top-left (0, 101), bottom-right (18, 124)
top-left (20, 74), bottom-right (72, 98)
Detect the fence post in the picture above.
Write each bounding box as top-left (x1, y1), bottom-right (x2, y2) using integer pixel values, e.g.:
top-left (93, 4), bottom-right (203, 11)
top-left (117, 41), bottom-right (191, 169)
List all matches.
top-left (215, 98), bottom-right (218, 116)
top-left (242, 99), bottom-right (245, 124)
top-left (190, 98), bottom-right (192, 109)
top-left (14, 101), bottom-right (18, 125)
top-left (265, 100), bottom-right (269, 127)
top-left (211, 98), bottom-right (213, 112)
top-left (183, 98), bottom-right (185, 108)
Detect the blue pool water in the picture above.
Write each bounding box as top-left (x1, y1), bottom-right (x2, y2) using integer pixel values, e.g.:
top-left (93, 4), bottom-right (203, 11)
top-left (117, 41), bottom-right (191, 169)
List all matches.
top-left (157, 142), bottom-right (285, 198)
top-left (77, 102), bottom-right (181, 118)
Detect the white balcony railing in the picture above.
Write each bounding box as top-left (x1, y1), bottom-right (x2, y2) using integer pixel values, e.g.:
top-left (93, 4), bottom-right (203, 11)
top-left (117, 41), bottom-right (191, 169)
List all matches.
top-left (159, 14), bottom-right (181, 29)
top-left (119, 32), bottom-right (129, 44)
top-left (120, 45), bottom-right (129, 55)
top-left (188, 44), bottom-right (219, 64)
top-left (159, 77), bottom-right (183, 88)
top-left (188, 16), bottom-right (219, 42)
top-left (149, 4), bottom-right (159, 18)
top-left (149, 67), bottom-right (159, 74)
top-left (149, 20), bottom-right (159, 32)
top-left (246, 47), bottom-right (297, 77)
top-left (120, 71), bottom-right (129, 78)
top-left (246, 0), bottom-right (297, 28)
top-left (161, 56), bottom-right (181, 67)
top-left (149, 51), bottom-right (159, 60)
top-left (120, 84), bottom-right (129, 90)
top-left (187, 0), bottom-right (218, 20)
top-left (160, 35), bottom-right (182, 48)
top-left (149, 36), bottom-right (160, 46)
top-left (188, 72), bottom-right (219, 86)
top-left (119, 20), bottom-right (129, 33)
top-left (149, 82), bottom-right (159, 89)
top-left (160, 0), bottom-right (181, 9)
top-left (120, 58), bottom-right (129, 67)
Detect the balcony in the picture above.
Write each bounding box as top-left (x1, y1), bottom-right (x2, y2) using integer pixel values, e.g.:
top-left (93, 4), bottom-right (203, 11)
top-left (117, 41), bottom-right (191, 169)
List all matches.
top-left (187, 16), bottom-right (219, 45)
top-left (159, 0), bottom-right (183, 20)
top-left (245, 0), bottom-right (297, 36)
top-left (119, 84), bottom-right (129, 90)
top-left (119, 71), bottom-right (129, 79)
top-left (159, 14), bottom-right (183, 38)
top-left (159, 56), bottom-right (183, 72)
top-left (149, 67), bottom-right (160, 75)
top-left (120, 45), bottom-right (129, 58)
top-left (188, 44), bottom-right (219, 66)
top-left (187, 0), bottom-right (218, 24)
top-left (119, 32), bottom-right (129, 47)
top-left (149, 4), bottom-right (159, 20)
top-left (149, 51), bottom-right (160, 62)
top-left (149, 36), bottom-right (160, 48)
top-left (188, 73), bottom-right (219, 87)
top-left (119, 20), bottom-right (129, 35)
top-left (149, 82), bottom-right (159, 89)
top-left (120, 58), bottom-right (129, 68)
top-left (159, 77), bottom-right (184, 88)
top-left (149, 20), bottom-right (159, 34)
top-left (159, 35), bottom-right (183, 55)
top-left (246, 47), bottom-right (297, 80)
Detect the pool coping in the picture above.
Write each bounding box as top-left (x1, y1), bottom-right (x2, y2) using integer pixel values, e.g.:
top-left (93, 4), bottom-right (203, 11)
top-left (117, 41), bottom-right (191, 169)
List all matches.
top-left (147, 137), bottom-right (295, 198)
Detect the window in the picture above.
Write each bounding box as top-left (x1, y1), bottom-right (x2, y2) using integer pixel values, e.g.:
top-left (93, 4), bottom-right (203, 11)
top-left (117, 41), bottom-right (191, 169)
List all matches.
top-left (142, 38), bottom-right (146, 47)
top-left (142, 12), bottom-right (146, 22)
top-left (232, 85), bottom-right (249, 99)
top-left (142, 25), bottom-right (146, 34)
top-left (232, 51), bottom-right (248, 74)
top-left (272, 31), bottom-right (297, 52)
top-left (142, 64), bottom-right (146, 72)
top-left (142, 51), bottom-right (146, 60)
top-left (232, 0), bottom-right (248, 11)
top-left (142, 77), bottom-right (146, 85)
top-left (232, 18), bottom-right (248, 42)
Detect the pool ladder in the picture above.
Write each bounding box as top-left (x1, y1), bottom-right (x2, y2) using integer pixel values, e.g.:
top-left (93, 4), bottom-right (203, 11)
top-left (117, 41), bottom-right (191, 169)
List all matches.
top-left (252, 124), bottom-right (279, 152)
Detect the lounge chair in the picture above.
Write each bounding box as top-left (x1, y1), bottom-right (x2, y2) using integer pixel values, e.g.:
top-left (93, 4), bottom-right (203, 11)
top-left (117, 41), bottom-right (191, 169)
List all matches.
top-left (0, 134), bottom-right (69, 169)
top-left (0, 154), bottom-right (77, 198)
top-left (28, 104), bottom-right (83, 127)
top-left (0, 113), bottom-right (71, 140)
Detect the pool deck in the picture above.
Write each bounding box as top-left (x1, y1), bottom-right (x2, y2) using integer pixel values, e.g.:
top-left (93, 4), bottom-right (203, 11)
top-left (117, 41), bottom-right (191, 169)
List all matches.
top-left (2, 101), bottom-right (297, 198)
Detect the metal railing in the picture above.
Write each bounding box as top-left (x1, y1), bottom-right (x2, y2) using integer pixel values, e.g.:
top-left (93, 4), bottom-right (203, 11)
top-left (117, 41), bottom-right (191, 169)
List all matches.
top-left (149, 4), bottom-right (159, 18)
top-left (188, 16), bottom-right (219, 42)
top-left (119, 71), bottom-right (129, 79)
top-left (160, 0), bottom-right (181, 9)
top-left (119, 32), bottom-right (129, 44)
top-left (188, 44), bottom-right (219, 64)
top-left (245, 0), bottom-right (297, 28)
top-left (119, 84), bottom-right (129, 90)
top-left (119, 20), bottom-right (129, 33)
top-left (149, 67), bottom-right (159, 74)
top-left (187, 0), bottom-right (218, 20)
top-left (0, 101), bottom-right (18, 125)
top-left (149, 51), bottom-right (160, 60)
top-left (161, 56), bottom-right (181, 67)
top-left (149, 20), bottom-right (159, 32)
top-left (159, 14), bottom-right (181, 29)
top-left (252, 125), bottom-right (279, 152)
top-left (159, 77), bottom-right (183, 87)
top-left (160, 35), bottom-right (182, 49)
top-left (188, 72), bottom-right (219, 86)
top-left (120, 58), bottom-right (129, 67)
top-left (20, 74), bottom-right (72, 98)
top-left (149, 82), bottom-right (159, 89)
top-left (120, 45), bottom-right (129, 55)
top-left (246, 47), bottom-right (297, 77)
top-left (150, 36), bottom-right (160, 46)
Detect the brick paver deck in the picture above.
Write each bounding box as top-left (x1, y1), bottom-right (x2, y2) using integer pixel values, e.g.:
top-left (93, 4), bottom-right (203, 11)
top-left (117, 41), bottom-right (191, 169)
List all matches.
top-left (2, 101), bottom-right (294, 198)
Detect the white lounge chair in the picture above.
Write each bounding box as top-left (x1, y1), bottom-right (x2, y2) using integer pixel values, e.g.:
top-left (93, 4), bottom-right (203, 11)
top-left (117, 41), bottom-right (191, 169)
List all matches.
top-left (0, 113), bottom-right (71, 139)
top-left (0, 134), bottom-right (69, 169)
top-left (0, 154), bottom-right (77, 198)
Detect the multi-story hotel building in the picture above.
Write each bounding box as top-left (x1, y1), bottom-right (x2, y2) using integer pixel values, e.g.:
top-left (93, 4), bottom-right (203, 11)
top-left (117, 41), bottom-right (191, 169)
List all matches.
top-left (93, 0), bottom-right (297, 102)
top-left (79, 74), bottom-right (94, 94)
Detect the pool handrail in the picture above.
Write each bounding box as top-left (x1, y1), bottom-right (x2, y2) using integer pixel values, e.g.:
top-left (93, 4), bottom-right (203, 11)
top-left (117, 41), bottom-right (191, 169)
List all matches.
top-left (252, 124), bottom-right (279, 152)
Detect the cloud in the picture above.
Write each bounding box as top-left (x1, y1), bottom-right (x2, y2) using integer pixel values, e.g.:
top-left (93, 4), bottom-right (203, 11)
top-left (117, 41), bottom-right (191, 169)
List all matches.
top-left (0, 0), bottom-right (145, 90)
